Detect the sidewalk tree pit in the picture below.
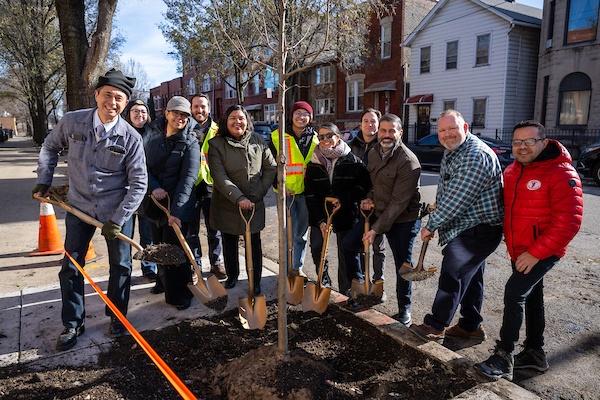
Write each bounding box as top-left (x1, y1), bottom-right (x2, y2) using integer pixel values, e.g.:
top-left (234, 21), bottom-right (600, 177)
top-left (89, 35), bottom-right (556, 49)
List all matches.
top-left (0, 303), bottom-right (477, 399)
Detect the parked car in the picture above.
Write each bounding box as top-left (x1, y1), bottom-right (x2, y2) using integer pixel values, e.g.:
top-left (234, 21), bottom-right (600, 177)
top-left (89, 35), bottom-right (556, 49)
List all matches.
top-left (577, 142), bottom-right (600, 186)
top-left (408, 133), bottom-right (514, 169)
top-left (253, 121), bottom-right (276, 144)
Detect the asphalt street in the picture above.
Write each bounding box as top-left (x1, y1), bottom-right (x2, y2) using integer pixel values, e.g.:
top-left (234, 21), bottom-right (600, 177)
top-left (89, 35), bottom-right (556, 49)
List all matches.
top-left (1, 134), bottom-right (599, 399)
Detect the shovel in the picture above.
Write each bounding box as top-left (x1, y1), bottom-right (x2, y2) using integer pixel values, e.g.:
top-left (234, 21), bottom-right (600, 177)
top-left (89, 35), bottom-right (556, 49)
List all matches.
top-left (238, 205), bottom-right (267, 330)
top-left (398, 204), bottom-right (437, 281)
top-left (302, 197), bottom-right (338, 314)
top-left (151, 194), bottom-right (228, 311)
top-left (34, 193), bottom-right (186, 265)
top-left (285, 194), bottom-right (303, 305)
top-left (350, 205), bottom-right (384, 298)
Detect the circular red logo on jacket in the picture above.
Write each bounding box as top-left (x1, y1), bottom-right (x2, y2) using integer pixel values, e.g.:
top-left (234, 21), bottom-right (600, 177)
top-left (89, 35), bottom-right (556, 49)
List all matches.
top-left (526, 180), bottom-right (542, 190)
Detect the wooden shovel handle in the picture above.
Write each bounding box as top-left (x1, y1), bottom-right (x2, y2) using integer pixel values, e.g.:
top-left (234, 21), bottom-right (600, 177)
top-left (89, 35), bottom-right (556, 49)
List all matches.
top-left (34, 194), bottom-right (143, 252)
top-left (239, 205), bottom-right (256, 299)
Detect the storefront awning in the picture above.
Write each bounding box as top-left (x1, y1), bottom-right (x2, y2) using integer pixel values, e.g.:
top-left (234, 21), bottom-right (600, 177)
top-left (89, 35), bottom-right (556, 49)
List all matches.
top-left (244, 104), bottom-right (263, 111)
top-left (364, 80), bottom-right (397, 93)
top-left (404, 94), bottom-right (434, 104)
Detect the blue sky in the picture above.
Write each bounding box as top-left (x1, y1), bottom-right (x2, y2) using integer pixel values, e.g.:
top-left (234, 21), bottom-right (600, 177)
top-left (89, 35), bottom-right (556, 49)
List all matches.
top-left (115, 0), bottom-right (545, 89)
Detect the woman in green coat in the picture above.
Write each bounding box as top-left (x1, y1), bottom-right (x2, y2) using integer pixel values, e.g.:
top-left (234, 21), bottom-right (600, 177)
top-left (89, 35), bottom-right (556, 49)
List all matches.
top-left (208, 105), bottom-right (277, 295)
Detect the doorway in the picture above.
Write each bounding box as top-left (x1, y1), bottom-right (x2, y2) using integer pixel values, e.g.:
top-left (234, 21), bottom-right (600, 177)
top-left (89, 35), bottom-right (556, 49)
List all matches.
top-left (417, 105), bottom-right (430, 140)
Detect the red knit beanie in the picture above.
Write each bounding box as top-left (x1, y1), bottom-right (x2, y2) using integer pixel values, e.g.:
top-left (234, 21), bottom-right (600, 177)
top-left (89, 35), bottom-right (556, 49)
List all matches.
top-left (290, 101), bottom-right (313, 119)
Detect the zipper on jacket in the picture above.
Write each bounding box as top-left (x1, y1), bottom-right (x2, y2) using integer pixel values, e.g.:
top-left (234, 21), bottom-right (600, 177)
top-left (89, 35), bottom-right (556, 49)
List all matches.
top-left (510, 165), bottom-right (524, 258)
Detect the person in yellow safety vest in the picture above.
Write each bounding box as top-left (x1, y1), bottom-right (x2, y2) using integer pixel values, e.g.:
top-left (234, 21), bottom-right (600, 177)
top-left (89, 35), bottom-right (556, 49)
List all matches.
top-left (270, 101), bottom-right (319, 278)
top-left (185, 94), bottom-right (226, 280)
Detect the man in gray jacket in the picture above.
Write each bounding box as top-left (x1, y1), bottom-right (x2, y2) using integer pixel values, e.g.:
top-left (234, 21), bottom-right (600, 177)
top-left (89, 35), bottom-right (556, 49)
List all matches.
top-left (342, 113), bottom-right (422, 324)
top-left (32, 69), bottom-right (147, 351)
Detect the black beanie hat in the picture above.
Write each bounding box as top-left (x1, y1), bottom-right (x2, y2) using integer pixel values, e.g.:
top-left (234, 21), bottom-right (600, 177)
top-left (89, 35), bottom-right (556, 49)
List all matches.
top-left (95, 68), bottom-right (136, 99)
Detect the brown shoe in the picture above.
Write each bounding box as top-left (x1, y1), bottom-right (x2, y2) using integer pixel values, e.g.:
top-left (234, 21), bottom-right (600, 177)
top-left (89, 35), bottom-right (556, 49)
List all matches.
top-left (446, 325), bottom-right (487, 341)
top-left (210, 264), bottom-right (227, 280)
top-left (409, 323), bottom-right (445, 344)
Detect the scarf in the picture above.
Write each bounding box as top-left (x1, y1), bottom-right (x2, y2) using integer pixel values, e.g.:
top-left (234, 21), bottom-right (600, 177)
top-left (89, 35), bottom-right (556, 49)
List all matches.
top-left (315, 139), bottom-right (347, 181)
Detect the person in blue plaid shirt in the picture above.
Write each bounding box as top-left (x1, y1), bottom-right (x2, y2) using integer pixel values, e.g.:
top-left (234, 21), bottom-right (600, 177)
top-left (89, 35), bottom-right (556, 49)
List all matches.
top-left (410, 109), bottom-right (503, 344)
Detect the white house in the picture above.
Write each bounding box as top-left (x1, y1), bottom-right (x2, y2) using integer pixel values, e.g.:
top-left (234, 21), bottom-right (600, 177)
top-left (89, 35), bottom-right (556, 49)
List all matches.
top-left (402, 0), bottom-right (542, 141)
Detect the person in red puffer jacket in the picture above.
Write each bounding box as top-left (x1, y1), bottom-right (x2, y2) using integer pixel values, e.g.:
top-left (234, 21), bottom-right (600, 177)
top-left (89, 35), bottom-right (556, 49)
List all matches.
top-left (475, 120), bottom-right (583, 381)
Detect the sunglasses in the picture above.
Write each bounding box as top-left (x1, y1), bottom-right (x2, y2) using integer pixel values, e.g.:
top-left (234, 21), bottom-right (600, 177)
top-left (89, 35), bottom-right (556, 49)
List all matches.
top-left (317, 131), bottom-right (336, 141)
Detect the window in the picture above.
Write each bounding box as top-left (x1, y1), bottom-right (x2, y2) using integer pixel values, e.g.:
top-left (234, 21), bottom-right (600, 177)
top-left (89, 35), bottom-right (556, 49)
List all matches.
top-left (264, 67), bottom-right (279, 90)
top-left (443, 100), bottom-right (455, 111)
top-left (315, 99), bottom-right (335, 115)
top-left (475, 34), bottom-right (491, 66)
top-left (315, 66), bottom-right (335, 84)
top-left (558, 72), bottom-right (591, 126)
top-left (203, 75), bottom-right (210, 92)
top-left (420, 46), bottom-right (431, 74)
top-left (445, 40), bottom-right (458, 70)
top-left (472, 98), bottom-right (487, 128)
top-left (264, 104), bottom-right (278, 124)
top-left (547, 1), bottom-right (555, 48)
top-left (565, 0), bottom-right (599, 44)
top-left (225, 76), bottom-right (236, 99)
top-left (381, 20), bottom-right (392, 59)
top-left (347, 80), bottom-right (364, 112)
top-left (253, 74), bottom-right (260, 95)
top-left (188, 78), bottom-right (196, 95)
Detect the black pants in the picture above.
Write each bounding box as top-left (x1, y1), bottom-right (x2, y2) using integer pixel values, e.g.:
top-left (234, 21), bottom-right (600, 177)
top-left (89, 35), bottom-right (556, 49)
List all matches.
top-left (150, 222), bottom-right (193, 306)
top-left (222, 232), bottom-right (263, 286)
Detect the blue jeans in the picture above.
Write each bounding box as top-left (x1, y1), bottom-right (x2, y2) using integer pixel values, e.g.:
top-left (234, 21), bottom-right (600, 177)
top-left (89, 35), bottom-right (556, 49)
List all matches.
top-left (309, 227), bottom-right (349, 292)
top-left (498, 255), bottom-right (560, 353)
top-left (371, 233), bottom-right (386, 282)
top-left (343, 217), bottom-right (421, 311)
top-left (136, 215), bottom-right (156, 275)
top-left (287, 194), bottom-right (309, 271)
top-left (60, 213), bottom-right (134, 328)
top-left (424, 224), bottom-right (503, 332)
top-left (186, 194), bottom-right (222, 266)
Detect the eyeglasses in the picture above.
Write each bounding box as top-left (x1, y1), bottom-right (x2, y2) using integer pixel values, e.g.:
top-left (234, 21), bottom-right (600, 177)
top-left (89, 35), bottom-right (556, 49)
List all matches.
top-left (170, 110), bottom-right (189, 119)
top-left (317, 131), bottom-right (336, 141)
top-left (132, 110), bottom-right (147, 115)
top-left (511, 138), bottom-right (543, 147)
top-left (294, 111), bottom-right (311, 118)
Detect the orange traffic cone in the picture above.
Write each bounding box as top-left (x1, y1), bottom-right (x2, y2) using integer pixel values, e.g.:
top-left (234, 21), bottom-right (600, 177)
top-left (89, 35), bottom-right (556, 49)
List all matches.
top-left (85, 241), bottom-right (101, 262)
top-left (30, 202), bottom-right (65, 256)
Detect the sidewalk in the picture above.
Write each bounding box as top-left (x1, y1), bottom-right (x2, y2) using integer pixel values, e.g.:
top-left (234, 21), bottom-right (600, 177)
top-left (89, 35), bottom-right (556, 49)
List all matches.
top-left (0, 135), bottom-right (539, 399)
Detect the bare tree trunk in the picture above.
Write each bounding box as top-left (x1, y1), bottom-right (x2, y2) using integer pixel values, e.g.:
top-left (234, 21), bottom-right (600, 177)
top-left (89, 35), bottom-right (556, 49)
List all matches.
top-left (55, 0), bottom-right (117, 110)
top-left (276, 0), bottom-right (289, 362)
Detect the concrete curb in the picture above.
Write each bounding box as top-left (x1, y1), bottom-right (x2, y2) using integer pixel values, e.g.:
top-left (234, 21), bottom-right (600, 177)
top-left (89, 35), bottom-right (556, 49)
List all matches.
top-left (326, 291), bottom-right (541, 400)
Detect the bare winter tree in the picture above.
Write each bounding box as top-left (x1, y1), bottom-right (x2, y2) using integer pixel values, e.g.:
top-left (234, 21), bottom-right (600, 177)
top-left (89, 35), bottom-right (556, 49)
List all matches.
top-left (0, 0), bottom-right (65, 144)
top-left (119, 58), bottom-right (152, 99)
top-left (160, 0), bottom-right (268, 105)
top-left (55, 0), bottom-right (118, 110)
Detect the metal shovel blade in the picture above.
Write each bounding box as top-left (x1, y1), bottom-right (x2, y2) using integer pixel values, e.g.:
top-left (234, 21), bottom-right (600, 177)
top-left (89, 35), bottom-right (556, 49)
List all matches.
top-left (188, 274), bottom-right (228, 311)
top-left (238, 295), bottom-right (267, 330)
top-left (286, 275), bottom-right (304, 306)
top-left (400, 267), bottom-right (438, 281)
top-left (369, 279), bottom-right (384, 297)
top-left (302, 283), bottom-right (332, 314)
top-left (398, 237), bottom-right (436, 281)
top-left (350, 279), bottom-right (368, 298)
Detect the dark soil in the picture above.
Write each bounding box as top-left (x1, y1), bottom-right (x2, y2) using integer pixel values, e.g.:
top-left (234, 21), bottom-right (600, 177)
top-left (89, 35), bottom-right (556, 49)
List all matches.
top-left (0, 302), bottom-right (478, 399)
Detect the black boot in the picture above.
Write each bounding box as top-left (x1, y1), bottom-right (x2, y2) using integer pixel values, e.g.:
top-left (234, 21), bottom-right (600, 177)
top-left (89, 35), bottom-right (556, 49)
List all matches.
top-left (474, 346), bottom-right (514, 381)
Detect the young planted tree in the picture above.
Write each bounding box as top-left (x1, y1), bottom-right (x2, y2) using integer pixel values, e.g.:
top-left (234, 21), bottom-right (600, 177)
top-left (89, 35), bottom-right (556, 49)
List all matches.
top-left (212, 0), bottom-right (383, 359)
top-left (0, 0), bottom-right (65, 144)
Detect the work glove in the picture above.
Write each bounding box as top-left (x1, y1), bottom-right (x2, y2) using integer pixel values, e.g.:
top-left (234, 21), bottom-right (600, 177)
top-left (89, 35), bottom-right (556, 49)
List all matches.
top-left (31, 184), bottom-right (50, 199)
top-left (101, 220), bottom-right (121, 240)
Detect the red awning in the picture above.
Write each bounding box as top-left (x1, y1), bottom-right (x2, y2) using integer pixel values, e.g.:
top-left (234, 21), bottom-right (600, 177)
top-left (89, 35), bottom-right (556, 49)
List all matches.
top-left (364, 80), bottom-right (397, 93)
top-left (404, 94), bottom-right (434, 104)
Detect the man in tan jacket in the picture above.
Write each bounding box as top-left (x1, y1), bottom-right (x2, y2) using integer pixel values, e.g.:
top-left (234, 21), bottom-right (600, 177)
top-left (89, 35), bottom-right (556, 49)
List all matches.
top-left (342, 113), bottom-right (423, 324)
